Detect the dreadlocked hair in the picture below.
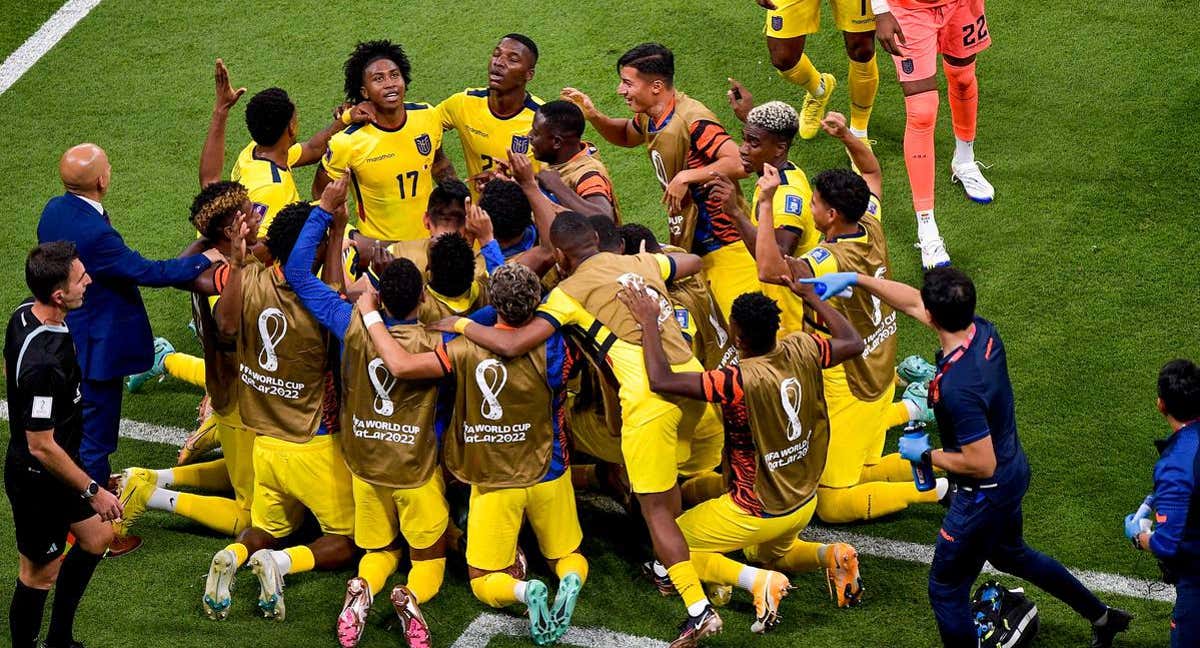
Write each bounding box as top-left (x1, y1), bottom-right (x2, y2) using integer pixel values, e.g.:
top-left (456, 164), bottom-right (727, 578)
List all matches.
top-left (190, 181), bottom-right (249, 240)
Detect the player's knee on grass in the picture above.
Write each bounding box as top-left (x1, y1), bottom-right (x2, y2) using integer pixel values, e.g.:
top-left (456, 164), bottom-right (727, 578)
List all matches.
top-left (310, 533), bottom-right (358, 569)
top-left (767, 36), bottom-right (807, 71)
top-left (471, 572), bottom-right (519, 608)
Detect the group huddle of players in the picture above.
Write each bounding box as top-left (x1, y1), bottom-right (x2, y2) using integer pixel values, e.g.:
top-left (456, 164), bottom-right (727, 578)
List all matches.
top-left (110, 16), bottom-right (982, 648)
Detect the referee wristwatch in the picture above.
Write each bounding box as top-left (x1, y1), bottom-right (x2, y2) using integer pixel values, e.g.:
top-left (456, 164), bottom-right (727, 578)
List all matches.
top-left (81, 480), bottom-right (100, 501)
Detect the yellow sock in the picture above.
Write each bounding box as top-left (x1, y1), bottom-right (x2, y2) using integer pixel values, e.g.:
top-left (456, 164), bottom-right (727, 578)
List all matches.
top-left (225, 542), bottom-right (249, 567)
top-left (666, 561), bottom-right (708, 611)
top-left (815, 482), bottom-right (937, 524)
top-left (470, 572), bottom-right (521, 608)
top-left (780, 54), bottom-right (823, 96)
top-left (358, 549), bottom-right (402, 597)
top-left (175, 493), bottom-right (248, 536)
top-left (406, 557), bottom-right (446, 604)
top-left (770, 539), bottom-right (825, 572)
top-left (884, 400), bottom-right (912, 429)
top-left (689, 552), bottom-right (743, 587)
top-left (858, 454), bottom-right (916, 483)
top-left (163, 352), bottom-right (207, 388)
top-left (285, 545), bottom-right (316, 574)
top-left (847, 55), bottom-right (879, 133)
top-left (680, 471), bottom-right (725, 508)
top-left (554, 552), bottom-right (589, 585)
top-left (170, 458), bottom-right (232, 490)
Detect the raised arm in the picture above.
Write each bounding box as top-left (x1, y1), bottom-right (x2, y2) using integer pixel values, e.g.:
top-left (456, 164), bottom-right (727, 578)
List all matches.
top-left (618, 287), bottom-right (707, 399)
top-left (854, 272), bottom-right (933, 329)
top-left (786, 265), bottom-right (865, 365)
top-left (294, 113), bottom-right (348, 168)
top-left (199, 59), bottom-right (245, 188)
top-left (429, 314), bottom-right (556, 358)
top-left (284, 181), bottom-right (355, 341)
top-left (509, 151), bottom-right (563, 250)
top-left (213, 213), bottom-right (250, 338)
top-left (562, 88), bottom-right (641, 148)
top-left (751, 165), bottom-right (792, 285)
top-left (821, 112), bottom-right (881, 197)
top-left (357, 290), bottom-right (447, 379)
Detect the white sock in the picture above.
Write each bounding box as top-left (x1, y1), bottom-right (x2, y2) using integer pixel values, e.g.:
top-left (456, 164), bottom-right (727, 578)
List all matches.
top-left (850, 127), bottom-right (868, 139)
top-left (953, 138), bottom-right (975, 167)
top-left (270, 550), bottom-right (293, 575)
top-left (903, 399), bottom-right (922, 420)
top-left (514, 580), bottom-right (529, 604)
top-left (935, 478), bottom-right (950, 500)
top-left (147, 487), bottom-right (179, 512)
top-left (736, 566), bottom-right (762, 592)
top-left (154, 468), bottom-right (174, 488)
top-left (686, 599), bottom-right (711, 616)
top-left (813, 77), bottom-right (826, 99)
top-left (652, 560), bottom-right (668, 578)
top-left (916, 210), bottom-right (940, 240)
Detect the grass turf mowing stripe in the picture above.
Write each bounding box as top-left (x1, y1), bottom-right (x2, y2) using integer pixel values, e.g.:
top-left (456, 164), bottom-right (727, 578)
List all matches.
top-left (0, 399), bottom-right (190, 446)
top-left (0, 0), bottom-right (102, 95)
top-left (450, 612), bottom-right (669, 648)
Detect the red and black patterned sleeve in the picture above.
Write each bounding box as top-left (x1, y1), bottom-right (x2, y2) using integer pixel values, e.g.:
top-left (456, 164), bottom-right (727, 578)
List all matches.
top-left (689, 119), bottom-right (734, 162)
top-left (809, 334), bottom-right (834, 369)
top-left (574, 170), bottom-right (614, 203)
top-left (700, 365), bottom-right (744, 406)
top-left (434, 342), bottom-right (454, 376)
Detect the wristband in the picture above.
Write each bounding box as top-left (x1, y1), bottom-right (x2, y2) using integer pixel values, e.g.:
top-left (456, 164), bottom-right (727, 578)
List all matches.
top-left (871, 0), bottom-right (890, 14)
top-left (340, 108), bottom-right (354, 125)
top-left (362, 310), bottom-right (383, 328)
top-left (453, 318), bottom-right (471, 335)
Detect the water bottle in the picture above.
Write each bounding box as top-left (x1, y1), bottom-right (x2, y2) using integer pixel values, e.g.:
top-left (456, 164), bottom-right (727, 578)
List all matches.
top-left (904, 421), bottom-right (935, 492)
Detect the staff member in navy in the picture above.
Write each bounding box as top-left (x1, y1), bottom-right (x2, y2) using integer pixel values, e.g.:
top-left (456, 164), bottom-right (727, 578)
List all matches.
top-left (5, 242), bottom-right (123, 648)
top-left (1125, 359), bottom-right (1200, 647)
top-left (802, 266), bottom-right (1131, 647)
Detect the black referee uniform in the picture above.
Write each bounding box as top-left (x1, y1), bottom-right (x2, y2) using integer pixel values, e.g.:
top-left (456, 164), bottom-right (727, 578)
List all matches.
top-left (4, 299), bottom-right (94, 562)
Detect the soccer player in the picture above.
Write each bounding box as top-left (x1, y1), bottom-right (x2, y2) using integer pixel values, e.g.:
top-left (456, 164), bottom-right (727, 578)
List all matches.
top-left (366, 263), bottom-right (588, 645)
top-left (562, 43), bottom-right (754, 320)
top-left (804, 267), bottom-right (1131, 647)
top-left (528, 99), bottom-right (619, 221)
top-left (872, 0), bottom-right (995, 269)
top-left (1125, 359), bottom-right (1200, 648)
top-left (478, 178), bottom-right (538, 259)
top-left (623, 284), bottom-right (866, 632)
top-left (283, 203), bottom-right (456, 648)
top-left (201, 184), bottom-right (356, 622)
top-left (754, 113), bottom-right (943, 524)
top-left (711, 98), bottom-right (817, 334)
top-left (431, 212), bottom-right (724, 647)
top-left (314, 40), bottom-right (452, 244)
top-left (438, 34), bottom-right (543, 197)
top-left (114, 182), bottom-right (264, 539)
top-left (753, 0), bottom-right (878, 146)
top-left (6, 243), bottom-right (117, 648)
top-left (199, 59), bottom-right (356, 238)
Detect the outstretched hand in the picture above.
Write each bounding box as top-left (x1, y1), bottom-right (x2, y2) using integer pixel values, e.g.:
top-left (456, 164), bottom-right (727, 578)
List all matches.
top-left (320, 176), bottom-right (349, 214)
top-left (561, 87), bottom-right (597, 119)
top-left (214, 58), bottom-right (246, 112)
top-left (427, 316), bottom-right (462, 333)
top-left (727, 77), bottom-right (754, 122)
top-left (798, 272), bottom-right (857, 300)
top-left (616, 286), bottom-right (661, 330)
top-left (465, 196), bottom-right (495, 245)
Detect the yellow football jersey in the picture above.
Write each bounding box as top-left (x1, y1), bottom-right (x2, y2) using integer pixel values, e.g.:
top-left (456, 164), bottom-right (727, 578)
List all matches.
top-left (322, 103), bottom-right (444, 242)
top-left (232, 142), bottom-right (303, 239)
top-left (438, 88), bottom-right (542, 196)
top-left (751, 160), bottom-right (819, 257)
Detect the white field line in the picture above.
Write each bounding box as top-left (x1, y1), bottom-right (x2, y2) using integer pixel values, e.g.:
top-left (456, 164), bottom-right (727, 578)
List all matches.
top-left (0, 400), bottom-right (1172, 604)
top-left (450, 611), bottom-right (668, 648)
top-left (0, 0), bottom-right (103, 96)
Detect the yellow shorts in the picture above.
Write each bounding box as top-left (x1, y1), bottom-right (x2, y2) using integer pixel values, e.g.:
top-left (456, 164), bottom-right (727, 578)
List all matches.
top-left (622, 388), bottom-right (707, 495)
top-left (675, 403), bottom-right (724, 478)
top-left (567, 393), bottom-right (623, 465)
top-left (759, 282), bottom-right (806, 338)
top-left (765, 0), bottom-right (876, 38)
top-left (466, 473), bottom-right (582, 572)
top-left (352, 472), bottom-right (448, 551)
top-left (819, 379), bottom-right (897, 488)
top-left (250, 434), bottom-right (355, 538)
top-left (678, 493), bottom-right (816, 562)
top-left (701, 241), bottom-right (761, 322)
top-left (214, 408), bottom-right (254, 512)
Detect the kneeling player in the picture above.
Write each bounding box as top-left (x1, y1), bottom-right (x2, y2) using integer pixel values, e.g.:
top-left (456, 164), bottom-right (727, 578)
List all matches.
top-left (202, 186), bottom-right (356, 622)
top-left (625, 286), bottom-right (867, 634)
top-left (367, 264), bottom-right (587, 646)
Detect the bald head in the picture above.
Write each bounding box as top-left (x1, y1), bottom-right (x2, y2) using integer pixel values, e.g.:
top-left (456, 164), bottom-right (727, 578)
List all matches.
top-left (59, 143), bottom-right (111, 200)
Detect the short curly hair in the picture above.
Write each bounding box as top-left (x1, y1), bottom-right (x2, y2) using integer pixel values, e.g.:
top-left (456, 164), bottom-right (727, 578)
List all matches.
top-left (489, 263), bottom-right (542, 326)
top-left (619, 223), bottom-right (662, 254)
top-left (427, 232), bottom-right (475, 297)
top-left (245, 88), bottom-right (295, 147)
top-left (190, 181), bottom-right (249, 240)
top-left (379, 257), bottom-right (424, 320)
top-left (812, 169), bottom-right (870, 223)
top-left (479, 178), bottom-right (532, 242)
top-left (746, 100), bottom-right (799, 144)
top-left (264, 201), bottom-right (313, 266)
top-left (731, 292), bottom-right (781, 356)
top-left (343, 40), bottom-right (412, 103)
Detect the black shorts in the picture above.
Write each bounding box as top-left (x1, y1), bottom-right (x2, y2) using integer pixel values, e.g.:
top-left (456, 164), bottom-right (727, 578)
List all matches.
top-left (4, 459), bottom-right (95, 564)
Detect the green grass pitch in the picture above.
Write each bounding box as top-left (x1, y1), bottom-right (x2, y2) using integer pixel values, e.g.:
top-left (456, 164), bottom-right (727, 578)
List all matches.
top-left (0, 0), bottom-right (1197, 646)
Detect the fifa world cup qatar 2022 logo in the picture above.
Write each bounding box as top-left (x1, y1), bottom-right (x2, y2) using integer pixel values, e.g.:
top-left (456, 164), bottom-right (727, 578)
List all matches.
top-left (475, 359), bottom-right (508, 421)
top-left (257, 308), bottom-right (288, 371)
top-left (368, 358), bottom-right (397, 416)
top-left (780, 377), bottom-right (810, 446)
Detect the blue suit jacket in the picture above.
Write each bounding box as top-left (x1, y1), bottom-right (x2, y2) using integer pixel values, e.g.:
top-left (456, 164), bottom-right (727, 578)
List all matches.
top-left (37, 192), bottom-right (212, 381)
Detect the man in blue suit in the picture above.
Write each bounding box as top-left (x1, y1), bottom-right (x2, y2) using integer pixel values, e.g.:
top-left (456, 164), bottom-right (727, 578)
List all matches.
top-left (37, 143), bottom-right (221, 486)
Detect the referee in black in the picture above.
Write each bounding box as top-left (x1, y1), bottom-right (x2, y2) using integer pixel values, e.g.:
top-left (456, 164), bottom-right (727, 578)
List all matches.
top-left (6, 242), bottom-right (122, 648)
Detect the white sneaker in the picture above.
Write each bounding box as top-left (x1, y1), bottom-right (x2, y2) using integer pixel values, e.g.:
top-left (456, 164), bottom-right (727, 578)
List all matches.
top-left (203, 548), bottom-right (238, 620)
top-left (249, 549), bottom-right (286, 620)
top-left (916, 236), bottom-right (951, 269)
top-left (951, 160), bottom-right (994, 204)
